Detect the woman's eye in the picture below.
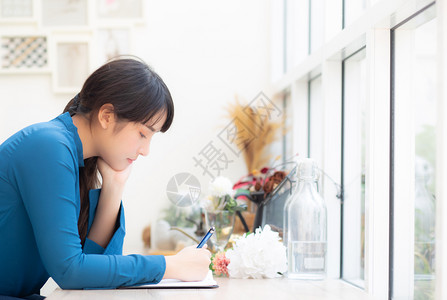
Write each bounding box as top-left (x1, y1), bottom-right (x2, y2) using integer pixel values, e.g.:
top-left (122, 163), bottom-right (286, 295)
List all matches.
top-left (140, 132), bottom-right (146, 138)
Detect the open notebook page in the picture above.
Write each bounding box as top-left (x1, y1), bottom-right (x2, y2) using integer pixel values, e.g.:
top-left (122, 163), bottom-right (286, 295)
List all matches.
top-left (120, 270), bottom-right (218, 289)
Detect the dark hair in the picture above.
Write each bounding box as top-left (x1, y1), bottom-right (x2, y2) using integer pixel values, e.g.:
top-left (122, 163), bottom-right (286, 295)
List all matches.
top-left (63, 58), bottom-right (174, 246)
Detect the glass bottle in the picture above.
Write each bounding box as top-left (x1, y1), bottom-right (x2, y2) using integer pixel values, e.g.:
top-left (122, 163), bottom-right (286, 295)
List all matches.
top-left (282, 159), bottom-right (300, 247)
top-left (284, 158), bottom-right (327, 279)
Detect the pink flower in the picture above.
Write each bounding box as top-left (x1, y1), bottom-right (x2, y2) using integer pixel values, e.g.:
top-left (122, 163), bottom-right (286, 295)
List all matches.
top-left (212, 252), bottom-right (230, 277)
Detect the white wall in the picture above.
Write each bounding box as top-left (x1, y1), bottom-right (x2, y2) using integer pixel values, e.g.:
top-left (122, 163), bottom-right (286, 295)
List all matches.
top-left (0, 0), bottom-right (272, 252)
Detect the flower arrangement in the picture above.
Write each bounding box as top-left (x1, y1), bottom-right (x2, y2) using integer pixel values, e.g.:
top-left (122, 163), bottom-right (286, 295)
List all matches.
top-left (201, 176), bottom-right (246, 213)
top-left (232, 155), bottom-right (298, 232)
top-left (226, 97), bottom-right (284, 173)
top-left (234, 166), bottom-right (289, 197)
top-left (209, 225), bottom-right (287, 278)
top-left (210, 252), bottom-right (230, 277)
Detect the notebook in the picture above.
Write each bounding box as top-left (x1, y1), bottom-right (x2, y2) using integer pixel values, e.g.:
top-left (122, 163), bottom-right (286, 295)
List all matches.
top-left (120, 270), bottom-right (219, 289)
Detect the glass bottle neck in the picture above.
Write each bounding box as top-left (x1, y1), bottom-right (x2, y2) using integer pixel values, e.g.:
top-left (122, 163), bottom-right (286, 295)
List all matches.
top-left (296, 178), bottom-right (319, 193)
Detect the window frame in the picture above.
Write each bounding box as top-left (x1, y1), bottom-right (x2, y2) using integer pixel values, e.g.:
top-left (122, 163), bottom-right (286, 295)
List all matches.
top-left (269, 0), bottom-right (444, 298)
top-left (436, 0), bottom-right (447, 297)
top-left (390, 4), bottom-right (437, 298)
top-left (341, 46), bottom-right (367, 288)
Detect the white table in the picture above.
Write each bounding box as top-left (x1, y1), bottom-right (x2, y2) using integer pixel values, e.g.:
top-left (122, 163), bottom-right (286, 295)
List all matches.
top-left (46, 276), bottom-right (377, 300)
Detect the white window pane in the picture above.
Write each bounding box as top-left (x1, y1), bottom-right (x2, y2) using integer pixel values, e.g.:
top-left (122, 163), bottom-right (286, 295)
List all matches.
top-left (283, 92), bottom-right (294, 160)
top-left (308, 75), bottom-right (324, 180)
top-left (271, 0), bottom-right (285, 81)
top-left (343, 0), bottom-right (367, 27)
top-left (393, 7), bottom-right (436, 299)
top-left (310, 0), bottom-right (324, 53)
top-left (412, 17), bottom-right (436, 300)
top-left (342, 48), bottom-right (366, 287)
top-left (286, 0), bottom-right (309, 69)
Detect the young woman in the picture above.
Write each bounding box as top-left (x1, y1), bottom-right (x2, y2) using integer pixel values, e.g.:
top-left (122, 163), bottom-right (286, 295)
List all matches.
top-left (0, 58), bottom-right (211, 299)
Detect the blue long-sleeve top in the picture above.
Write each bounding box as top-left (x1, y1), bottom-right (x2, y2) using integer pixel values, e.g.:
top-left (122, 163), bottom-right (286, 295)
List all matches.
top-left (0, 112), bottom-right (166, 298)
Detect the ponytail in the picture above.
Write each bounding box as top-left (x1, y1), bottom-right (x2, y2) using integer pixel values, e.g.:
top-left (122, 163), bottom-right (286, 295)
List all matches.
top-left (63, 97), bottom-right (99, 247)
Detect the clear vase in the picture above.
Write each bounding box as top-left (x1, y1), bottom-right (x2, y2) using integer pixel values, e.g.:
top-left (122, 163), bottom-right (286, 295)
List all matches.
top-left (204, 210), bottom-right (235, 252)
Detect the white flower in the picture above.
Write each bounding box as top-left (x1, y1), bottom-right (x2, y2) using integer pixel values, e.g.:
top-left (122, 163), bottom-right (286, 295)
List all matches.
top-left (200, 195), bottom-right (226, 212)
top-left (201, 176), bottom-right (236, 212)
top-left (199, 197), bottom-right (215, 212)
top-left (226, 225), bottom-right (287, 279)
top-left (208, 176), bottom-right (235, 198)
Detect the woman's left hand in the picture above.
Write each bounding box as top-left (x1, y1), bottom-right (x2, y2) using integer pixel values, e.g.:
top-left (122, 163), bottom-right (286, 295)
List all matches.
top-left (88, 157), bottom-right (130, 247)
top-left (97, 157), bottom-right (132, 188)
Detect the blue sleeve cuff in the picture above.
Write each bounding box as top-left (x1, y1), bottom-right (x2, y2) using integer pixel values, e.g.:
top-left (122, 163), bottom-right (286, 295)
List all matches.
top-left (83, 188), bottom-right (126, 255)
top-left (83, 237), bottom-right (105, 254)
top-left (121, 254), bottom-right (167, 287)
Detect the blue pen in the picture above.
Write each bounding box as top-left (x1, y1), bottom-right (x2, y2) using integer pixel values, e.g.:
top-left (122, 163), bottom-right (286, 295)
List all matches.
top-left (197, 226), bottom-right (215, 248)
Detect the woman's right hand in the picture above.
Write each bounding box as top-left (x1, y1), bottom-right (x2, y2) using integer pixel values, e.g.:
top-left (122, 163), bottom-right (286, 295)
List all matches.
top-left (163, 245), bottom-right (211, 281)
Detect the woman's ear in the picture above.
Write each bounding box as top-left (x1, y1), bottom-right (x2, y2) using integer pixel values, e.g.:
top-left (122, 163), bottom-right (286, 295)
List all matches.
top-left (97, 103), bottom-right (116, 129)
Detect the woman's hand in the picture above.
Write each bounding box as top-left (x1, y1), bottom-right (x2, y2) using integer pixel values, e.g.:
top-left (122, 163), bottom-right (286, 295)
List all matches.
top-left (163, 245), bottom-right (211, 281)
top-left (97, 157), bottom-right (132, 188)
top-left (87, 158), bottom-right (131, 248)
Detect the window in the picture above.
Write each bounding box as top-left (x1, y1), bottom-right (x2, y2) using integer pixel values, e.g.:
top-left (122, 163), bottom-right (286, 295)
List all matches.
top-left (392, 4), bottom-right (436, 299)
top-left (342, 47), bottom-right (367, 287)
top-left (343, 0), bottom-right (367, 28)
top-left (285, 0), bottom-right (309, 70)
top-left (271, 0), bottom-right (446, 298)
top-left (309, 0), bottom-right (324, 54)
top-left (282, 91), bottom-right (294, 162)
top-left (308, 74), bottom-right (324, 173)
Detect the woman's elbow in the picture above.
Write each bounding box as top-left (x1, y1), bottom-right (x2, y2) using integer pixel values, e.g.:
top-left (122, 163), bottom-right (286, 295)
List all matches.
top-left (47, 255), bottom-right (87, 290)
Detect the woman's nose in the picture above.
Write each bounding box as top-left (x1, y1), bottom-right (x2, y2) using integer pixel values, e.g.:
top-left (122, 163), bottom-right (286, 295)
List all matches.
top-left (139, 140), bottom-right (150, 157)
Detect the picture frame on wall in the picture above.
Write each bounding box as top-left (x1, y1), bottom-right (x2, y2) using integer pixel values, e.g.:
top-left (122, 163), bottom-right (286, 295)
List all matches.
top-left (52, 36), bottom-right (90, 93)
top-left (41, 0), bottom-right (88, 27)
top-left (0, 0), bottom-right (35, 22)
top-left (96, 27), bottom-right (131, 64)
top-left (0, 35), bottom-right (49, 73)
top-left (97, 0), bottom-right (143, 21)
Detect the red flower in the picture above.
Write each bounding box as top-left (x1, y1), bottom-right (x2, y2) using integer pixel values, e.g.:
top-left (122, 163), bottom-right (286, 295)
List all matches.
top-left (260, 167), bottom-right (269, 174)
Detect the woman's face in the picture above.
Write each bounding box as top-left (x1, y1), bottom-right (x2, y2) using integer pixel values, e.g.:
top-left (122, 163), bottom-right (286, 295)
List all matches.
top-left (96, 112), bottom-right (167, 171)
